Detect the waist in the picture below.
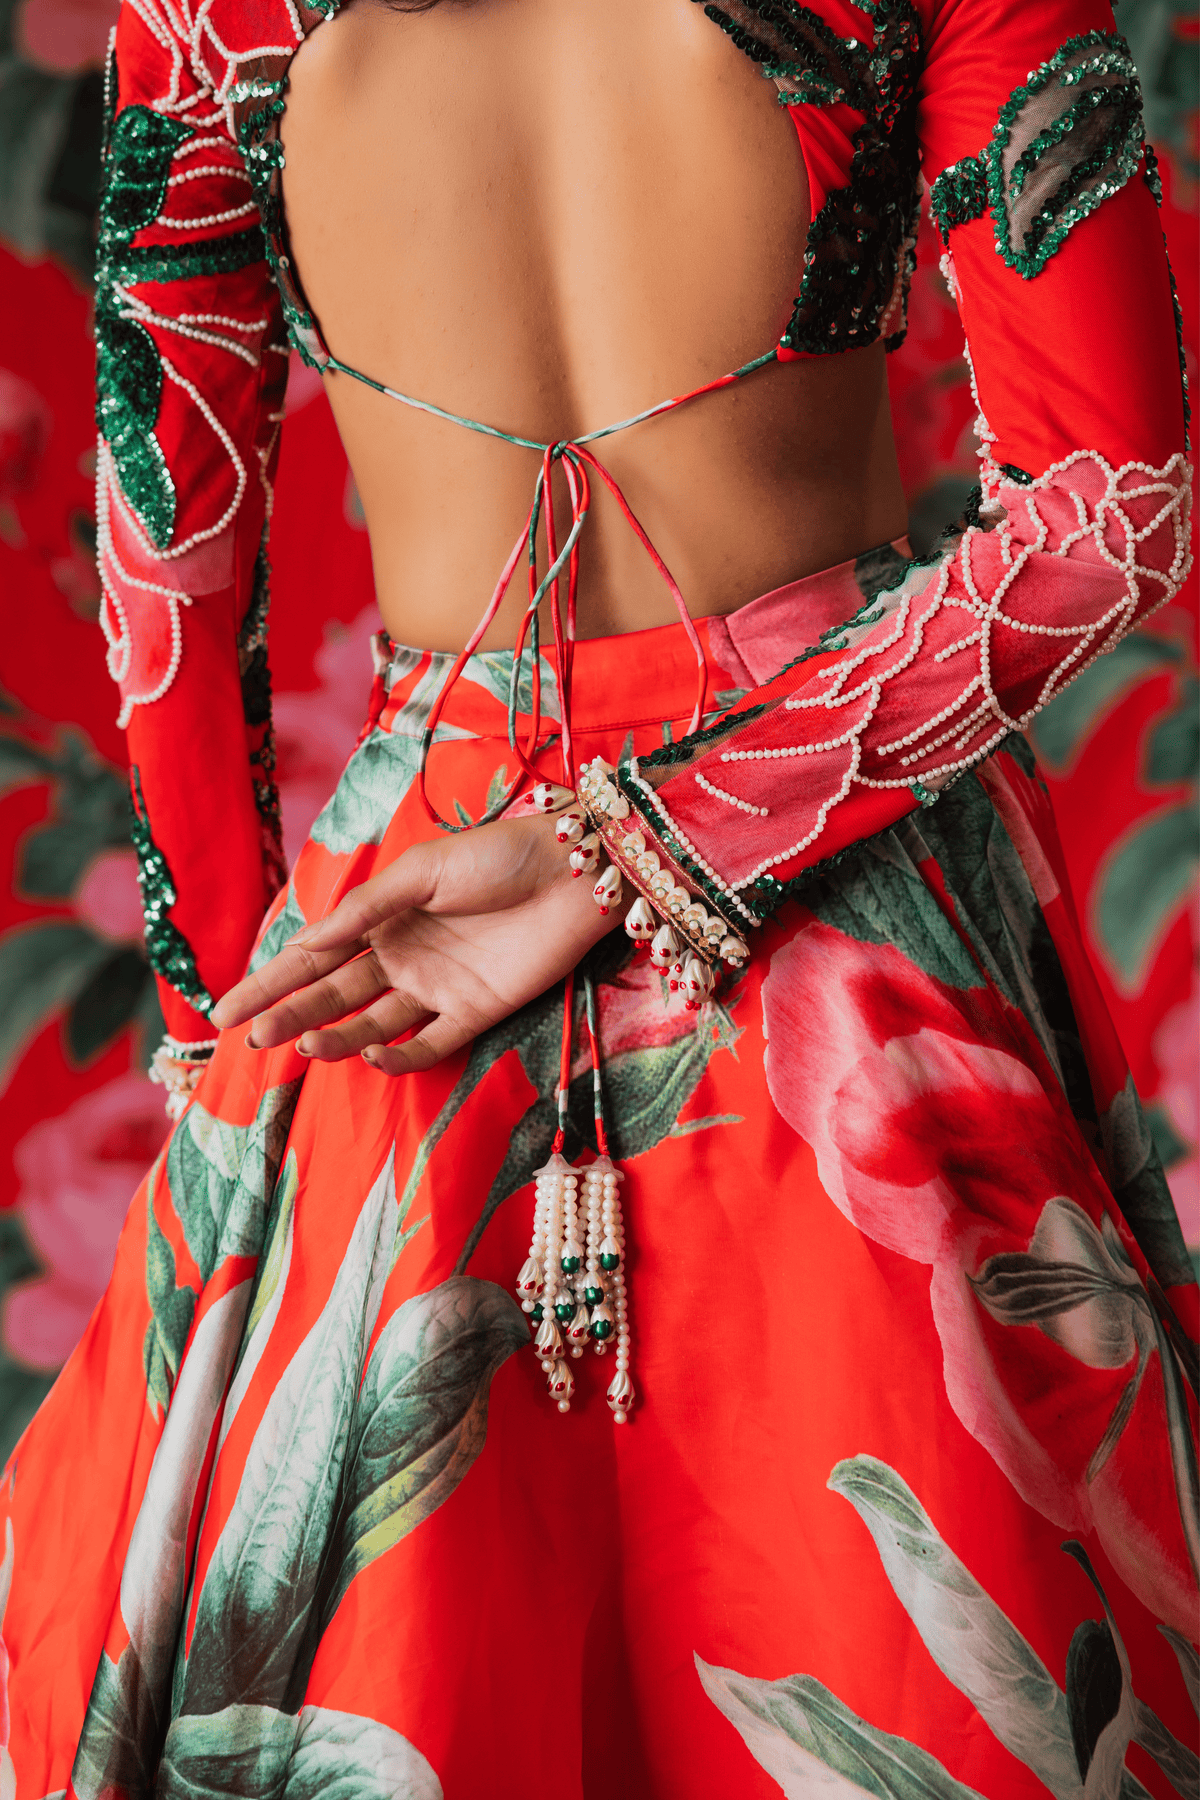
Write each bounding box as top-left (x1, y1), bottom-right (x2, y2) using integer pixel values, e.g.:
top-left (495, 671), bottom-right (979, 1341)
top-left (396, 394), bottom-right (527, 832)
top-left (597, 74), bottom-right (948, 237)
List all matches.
top-left (378, 536), bottom-right (912, 738)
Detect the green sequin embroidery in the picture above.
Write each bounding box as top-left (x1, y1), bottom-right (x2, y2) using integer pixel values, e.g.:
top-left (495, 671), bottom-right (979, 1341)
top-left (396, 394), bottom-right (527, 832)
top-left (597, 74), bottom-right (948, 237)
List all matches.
top-left (98, 104), bottom-right (192, 245)
top-left (104, 229), bottom-right (266, 288)
top-left (1142, 142), bottom-right (1191, 446)
top-left (239, 541), bottom-right (288, 896)
top-left (233, 76), bottom-right (330, 369)
top-left (697, 0), bottom-right (924, 357)
top-left (93, 83), bottom-right (264, 549)
top-left (94, 304), bottom-right (175, 549)
top-left (129, 767), bottom-right (215, 1016)
top-left (93, 99), bottom-right (193, 548)
top-left (928, 32), bottom-right (1146, 279)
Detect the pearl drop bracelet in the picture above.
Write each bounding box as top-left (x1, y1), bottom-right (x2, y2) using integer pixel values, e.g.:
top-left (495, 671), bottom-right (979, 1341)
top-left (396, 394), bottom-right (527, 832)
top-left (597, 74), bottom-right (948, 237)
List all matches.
top-left (530, 765), bottom-right (750, 1012)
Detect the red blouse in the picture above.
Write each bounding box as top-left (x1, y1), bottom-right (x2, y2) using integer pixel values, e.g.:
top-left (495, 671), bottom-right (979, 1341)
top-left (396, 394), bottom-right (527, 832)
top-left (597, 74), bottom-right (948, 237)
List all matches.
top-left (94, 0), bottom-right (1191, 1042)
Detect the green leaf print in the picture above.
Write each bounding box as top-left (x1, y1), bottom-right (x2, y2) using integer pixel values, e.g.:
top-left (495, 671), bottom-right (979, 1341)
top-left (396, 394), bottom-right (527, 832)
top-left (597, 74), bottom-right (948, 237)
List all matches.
top-left (157, 1703), bottom-right (442, 1799)
top-left (1027, 632), bottom-right (1184, 775)
top-left (695, 1656), bottom-right (987, 1799)
top-left (143, 1082), bottom-right (299, 1418)
top-left (312, 1276), bottom-right (528, 1638)
top-left (1061, 1541), bottom-right (1197, 1800)
top-left (143, 1157), bottom-right (198, 1417)
top-left (0, 920), bottom-right (113, 1088)
top-left (696, 1460), bottom-right (1190, 1800)
top-left (219, 1149), bottom-right (300, 1449)
top-left (308, 660), bottom-right (471, 855)
top-left (78, 1285), bottom-right (257, 1794)
top-left (165, 1080), bottom-right (300, 1282)
top-left (470, 648), bottom-right (561, 722)
top-left (827, 1456), bottom-right (1084, 1800)
top-left (447, 939), bottom-right (743, 1272)
top-left (1157, 1627), bottom-right (1199, 1718)
top-left (71, 1645), bottom-right (161, 1800)
top-left (177, 1153), bottom-right (402, 1717)
top-left (800, 824), bottom-right (984, 996)
top-left (249, 881), bottom-right (308, 976)
top-left (1099, 1073), bottom-right (1193, 1291)
top-left (1096, 804), bottom-right (1199, 989)
top-left (897, 754), bottom-right (1095, 1122)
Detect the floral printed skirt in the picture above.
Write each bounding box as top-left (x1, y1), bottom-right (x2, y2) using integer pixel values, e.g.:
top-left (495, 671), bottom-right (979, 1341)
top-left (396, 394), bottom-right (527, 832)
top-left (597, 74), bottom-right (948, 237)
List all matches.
top-left (2, 550), bottom-right (1197, 1800)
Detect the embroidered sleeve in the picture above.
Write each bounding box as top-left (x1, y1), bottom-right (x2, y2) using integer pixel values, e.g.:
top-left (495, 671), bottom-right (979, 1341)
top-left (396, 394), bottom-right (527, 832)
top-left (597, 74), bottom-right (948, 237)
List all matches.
top-left (580, 0), bottom-right (1191, 967)
top-left (96, 0), bottom-right (307, 1050)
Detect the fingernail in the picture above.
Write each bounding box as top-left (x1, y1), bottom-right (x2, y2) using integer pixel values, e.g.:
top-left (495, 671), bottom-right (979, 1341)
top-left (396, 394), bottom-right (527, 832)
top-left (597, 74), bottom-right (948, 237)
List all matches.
top-left (286, 927), bottom-right (317, 947)
top-left (361, 1049), bottom-right (378, 1067)
top-left (245, 1031), bottom-right (260, 1051)
top-left (296, 1044), bottom-right (312, 1059)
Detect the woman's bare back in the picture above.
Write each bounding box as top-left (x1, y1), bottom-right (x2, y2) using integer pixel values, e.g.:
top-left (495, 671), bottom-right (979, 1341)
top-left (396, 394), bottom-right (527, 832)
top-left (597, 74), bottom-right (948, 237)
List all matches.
top-left (281, 0), bottom-right (908, 649)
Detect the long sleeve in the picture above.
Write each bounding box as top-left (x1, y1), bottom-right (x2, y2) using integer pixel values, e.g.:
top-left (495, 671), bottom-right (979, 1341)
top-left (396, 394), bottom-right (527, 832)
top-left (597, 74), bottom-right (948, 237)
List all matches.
top-left (95, 0), bottom-right (304, 1065)
top-left (591, 0), bottom-right (1191, 957)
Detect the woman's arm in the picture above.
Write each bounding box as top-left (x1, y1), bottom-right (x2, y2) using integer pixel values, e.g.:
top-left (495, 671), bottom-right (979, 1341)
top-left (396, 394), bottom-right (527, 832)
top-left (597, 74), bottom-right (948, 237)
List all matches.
top-left (97, 0), bottom-right (301, 1083)
top-left (586, 0), bottom-right (1190, 953)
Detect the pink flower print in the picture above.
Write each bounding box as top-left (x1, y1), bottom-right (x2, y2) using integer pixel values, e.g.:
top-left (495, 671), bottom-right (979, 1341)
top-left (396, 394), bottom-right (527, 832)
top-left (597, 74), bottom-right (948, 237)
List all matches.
top-left (1153, 970), bottom-right (1199, 1252)
top-left (13, 0), bottom-right (118, 72)
top-left (762, 918), bottom-right (1198, 1636)
top-left (74, 846), bottom-right (145, 942)
top-left (4, 1073), bottom-right (168, 1371)
top-left (0, 369), bottom-right (52, 544)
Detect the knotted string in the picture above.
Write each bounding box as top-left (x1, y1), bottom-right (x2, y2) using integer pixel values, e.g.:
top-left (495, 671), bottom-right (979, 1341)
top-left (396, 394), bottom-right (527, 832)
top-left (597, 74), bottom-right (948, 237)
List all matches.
top-left (327, 342), bottom-right (778, 1201)
top-left (324, 345), bottom-right (780, 830)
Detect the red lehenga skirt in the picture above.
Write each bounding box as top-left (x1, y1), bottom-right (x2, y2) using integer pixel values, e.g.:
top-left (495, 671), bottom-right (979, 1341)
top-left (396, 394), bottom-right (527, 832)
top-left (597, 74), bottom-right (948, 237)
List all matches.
top-left (2, 551), bottom-right (1197, 1800)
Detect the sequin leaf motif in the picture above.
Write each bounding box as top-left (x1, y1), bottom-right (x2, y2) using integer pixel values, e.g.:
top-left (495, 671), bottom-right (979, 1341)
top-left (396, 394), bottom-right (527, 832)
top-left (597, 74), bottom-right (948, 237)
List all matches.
top-left (929, 33), bottom-right (1146, 279)
top-left (98, 104), bottom-right (192, 247)
top-left (92, 103), bottom-right (195, 549)
top-left (128, 766), bottom-right (214, 1017)
top-left (94, 306), bottom-right (175, 551)
top-left (696, 0), bottom-right (923, 354)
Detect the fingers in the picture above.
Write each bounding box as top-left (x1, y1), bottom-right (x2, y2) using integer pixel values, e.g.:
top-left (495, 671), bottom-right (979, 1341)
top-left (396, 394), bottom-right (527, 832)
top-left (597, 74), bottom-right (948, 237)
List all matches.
top-left (285, 846), bottom-right (438, 955)
top-left (297, 988), bottom-right (431, 1061)
top-left (246, 951), bottom-right (388, 1049)
top-left (361, 1012), bottom-right (479, 1077)
top-left (212, 939), bottom-right (362, 1031)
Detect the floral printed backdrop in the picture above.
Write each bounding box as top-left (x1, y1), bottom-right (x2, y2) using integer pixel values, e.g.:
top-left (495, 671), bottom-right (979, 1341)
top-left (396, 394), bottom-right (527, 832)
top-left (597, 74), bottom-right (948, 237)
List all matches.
top-left (0, 0), bottom-right (1195, 1461)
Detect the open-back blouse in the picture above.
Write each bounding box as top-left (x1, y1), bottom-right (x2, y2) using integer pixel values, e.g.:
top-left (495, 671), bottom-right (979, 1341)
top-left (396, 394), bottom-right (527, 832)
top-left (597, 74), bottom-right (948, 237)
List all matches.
top-left (93, 0), bottom-right (1192, 1046)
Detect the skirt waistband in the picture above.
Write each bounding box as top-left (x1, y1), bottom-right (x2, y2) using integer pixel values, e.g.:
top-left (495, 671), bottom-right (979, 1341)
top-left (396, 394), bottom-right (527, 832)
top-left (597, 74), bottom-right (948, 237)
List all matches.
top-left (381, 537), bottom-right (911, 736)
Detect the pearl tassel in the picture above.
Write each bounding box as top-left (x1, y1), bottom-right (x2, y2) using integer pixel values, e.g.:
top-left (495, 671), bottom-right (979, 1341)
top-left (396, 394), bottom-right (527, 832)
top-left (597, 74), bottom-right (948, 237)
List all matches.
top-left (517, 969), bottom-right (635, 1422)
top-left (579, 1155), bottom-right (633, 1421)
top-left (523, 1151), bottom-right (579, 1412)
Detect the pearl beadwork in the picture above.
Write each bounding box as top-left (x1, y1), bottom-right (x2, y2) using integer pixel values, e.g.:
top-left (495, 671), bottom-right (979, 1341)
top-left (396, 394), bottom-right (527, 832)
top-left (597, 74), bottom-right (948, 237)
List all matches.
top-left (569, 833), bottom-right (600, 877)
top-left (592, 863), bottom-right (623, 914)
top-left (624, 896), bottom-right (657, 941)
top-left (532, 781), bottom-right (576, 813)
top-left (649, 923), bottom-right (680, 969)
top-left (681, 954), bottom-right (715, 1010)
top-left (519, 1151), bottom-right (633, 1420)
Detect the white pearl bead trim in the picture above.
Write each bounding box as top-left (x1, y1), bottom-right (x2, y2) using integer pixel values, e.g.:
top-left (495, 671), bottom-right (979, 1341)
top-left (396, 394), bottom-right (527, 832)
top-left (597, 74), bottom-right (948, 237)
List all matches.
top-left (694, 771), bottom-right (769, 816)
top-left (632, 434), bottom-right (1191, 895)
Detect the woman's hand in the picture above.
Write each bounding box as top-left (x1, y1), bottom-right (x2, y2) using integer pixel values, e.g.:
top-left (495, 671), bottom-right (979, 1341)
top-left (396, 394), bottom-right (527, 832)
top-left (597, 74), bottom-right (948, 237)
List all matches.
top-left (210, 813), bottom-right (621, 1074)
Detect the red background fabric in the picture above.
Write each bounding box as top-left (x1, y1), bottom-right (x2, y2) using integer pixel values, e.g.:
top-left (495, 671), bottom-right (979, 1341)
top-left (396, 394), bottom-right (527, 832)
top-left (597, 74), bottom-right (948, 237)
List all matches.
top-left (0, 0), bottom-right (1195, 1458)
